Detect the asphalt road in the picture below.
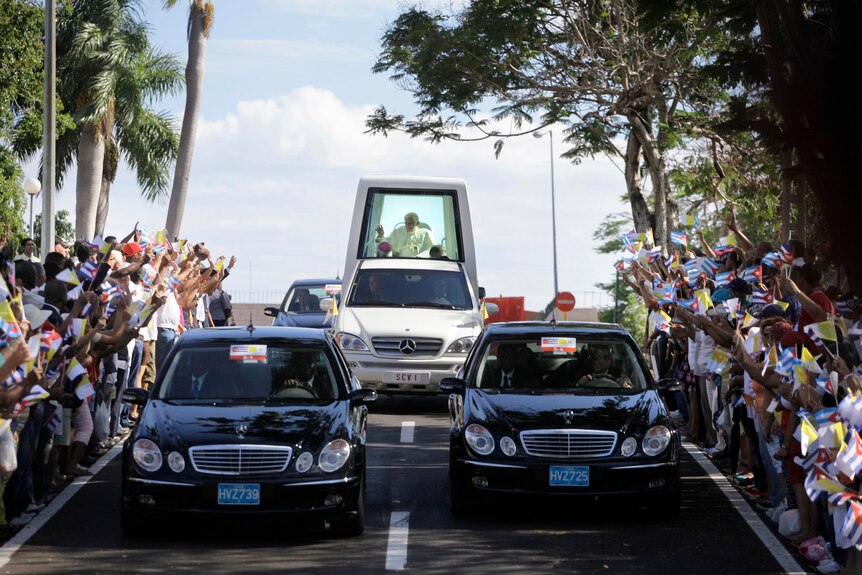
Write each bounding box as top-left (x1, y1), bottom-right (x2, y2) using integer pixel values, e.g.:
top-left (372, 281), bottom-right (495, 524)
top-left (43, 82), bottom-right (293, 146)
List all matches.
top-left (0, 396), bottom-right (805, 574)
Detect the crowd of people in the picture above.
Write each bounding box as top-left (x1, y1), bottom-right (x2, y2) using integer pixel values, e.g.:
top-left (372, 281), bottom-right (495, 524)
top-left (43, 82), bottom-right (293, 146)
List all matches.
top-left (616, 214), bottom-right (862, 574)
top-left (0, 225), bottom-right (237, 537)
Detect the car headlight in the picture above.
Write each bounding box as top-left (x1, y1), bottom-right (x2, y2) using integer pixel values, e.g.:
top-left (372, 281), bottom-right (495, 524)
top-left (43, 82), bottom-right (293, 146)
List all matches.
top-left (319, 439), bottom-right (351, 472)
top-left (295, 451), bottom-right (314, 473)
top-left (133, 439), bottom-right (163, 472)
top-left (446, 336), bottom-right (476, 354)
top-left (620, 437), bottom-right (637, 457)
top-left (465, 423), bottom-right (495, 456)
top-left (335, 332), bottom-right (369, 352)
top-left (500, 436), bottom-right (517, 457)
top-left (642, 426), bottom-right (671, 456)
top-left (167, 451), bottom-right (185, 472)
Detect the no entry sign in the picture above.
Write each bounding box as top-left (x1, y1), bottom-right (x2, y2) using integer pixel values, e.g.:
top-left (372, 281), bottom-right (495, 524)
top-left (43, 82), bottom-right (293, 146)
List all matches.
top-left (555, 291), bottom-right (576, 312)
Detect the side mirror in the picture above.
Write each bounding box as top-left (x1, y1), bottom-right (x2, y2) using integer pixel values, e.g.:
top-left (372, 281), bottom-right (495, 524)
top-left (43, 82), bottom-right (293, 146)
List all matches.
top-left (319, 297), bottom-right (333, 312)
top-left (349, 388), bottom-right (378, 406)
top-left (655, 378), bottom-right (682, 393)
top-left (263, 307), bottom-right (279, 318)
top-left (440, 377), bottom-right (466, 394)
top-left (123, 387), bottom-right (150, 406)
top-left (484, 302), bottom-right (499, 317)
top-left (478, 287), bottom-right (486, 300)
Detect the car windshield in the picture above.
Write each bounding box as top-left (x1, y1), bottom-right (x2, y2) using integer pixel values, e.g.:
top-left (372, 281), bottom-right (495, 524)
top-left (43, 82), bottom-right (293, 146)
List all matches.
top-left (281, 284), bottom-right (341, 314)
top-left (157, 345), bottom-right (342, 402)
top-left (474, 337), bottom-right (647, 393)
top-left (348, 268), bottom-right (472, 310)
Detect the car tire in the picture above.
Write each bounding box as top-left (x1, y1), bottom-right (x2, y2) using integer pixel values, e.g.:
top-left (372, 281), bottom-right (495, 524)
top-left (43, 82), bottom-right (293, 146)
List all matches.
top-left (331, 480), bottom-right (365, 538)
top-left (450, 476), bottom-right (476, 518)
top-left (120, 506), bottom-right (150, 538)
top-left (648, 482), bottom-right (681, 520)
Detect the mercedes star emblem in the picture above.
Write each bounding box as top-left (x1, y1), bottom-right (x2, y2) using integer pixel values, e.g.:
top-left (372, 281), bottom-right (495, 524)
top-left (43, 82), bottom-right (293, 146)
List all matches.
top-left (562, 409), bottom-right (575, 424)
top-left (399, 338), bottom-right (417, 355)
top-left (235, 424), bottom-right (248, 438)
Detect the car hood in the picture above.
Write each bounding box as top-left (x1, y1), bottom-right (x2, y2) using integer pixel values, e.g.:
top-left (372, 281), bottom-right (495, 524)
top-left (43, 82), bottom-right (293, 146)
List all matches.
top-left (274, 311), bottom-right (332, 329)
top-left (466, 389), bottom-right (667, 434)
top-left (337, 306), bottom-right (482, 343)
top-left (139, 400), bottom-right (347, 451)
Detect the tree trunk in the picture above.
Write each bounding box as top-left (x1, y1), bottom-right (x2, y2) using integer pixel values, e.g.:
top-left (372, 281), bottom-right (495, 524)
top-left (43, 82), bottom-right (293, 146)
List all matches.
top-left (95, 177), bottom-right (110, 237)
top-left (623, 128), bottom-right (653, 234)
top-left (165, 3), bottom-right (208, 240)
top-left (627, 111), bottom-right (668, 249)
top-left (75, 121), bottom-right (104, 240)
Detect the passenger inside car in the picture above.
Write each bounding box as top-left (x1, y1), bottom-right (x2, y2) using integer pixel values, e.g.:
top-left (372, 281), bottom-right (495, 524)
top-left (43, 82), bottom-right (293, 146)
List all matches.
top-left (288, 288), bottom-right (320, 312)
top-left (479, 343), bottom-right (539, 389)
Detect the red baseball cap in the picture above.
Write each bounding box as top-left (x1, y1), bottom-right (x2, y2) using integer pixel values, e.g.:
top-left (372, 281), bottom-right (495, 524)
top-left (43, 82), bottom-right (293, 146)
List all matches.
top-left (122, 242), bottom-right (143, 257)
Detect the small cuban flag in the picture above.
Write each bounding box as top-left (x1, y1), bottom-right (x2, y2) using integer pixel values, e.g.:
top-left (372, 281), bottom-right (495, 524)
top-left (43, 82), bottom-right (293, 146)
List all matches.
top-left (715, 270), bottom-right (735, 287)
top-left (779, 242), bottom-right (795, 264)
top-left (840, 500), bottom-right (862, 550)
top-left (835, 427), bottom-right (862, 481)
top-left (670, 230), bottom-right (688, 247)
top-left (78, 260), bottom-right (99, 282)
top-left (740, 265), bottom-right (762, 283)
top-left (750, 286), bottom-right (773, 305)
top-left (761, 252), bottom-right (783, 269)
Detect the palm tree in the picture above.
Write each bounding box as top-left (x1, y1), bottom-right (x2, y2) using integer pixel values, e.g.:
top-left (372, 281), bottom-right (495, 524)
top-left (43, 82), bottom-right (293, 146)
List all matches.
top-left (13, 0), bottom-right (183, 239)
top-left (163, 0), bottom-right (214, 240)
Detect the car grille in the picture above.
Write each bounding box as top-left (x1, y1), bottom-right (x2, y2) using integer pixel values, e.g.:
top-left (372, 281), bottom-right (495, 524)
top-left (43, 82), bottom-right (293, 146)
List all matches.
top-left (371, 337), bottom-right (443, 357)
top-left (519, 430), bottom-right (617, 459)
top-left (188, 445), bottom-right (293, 475)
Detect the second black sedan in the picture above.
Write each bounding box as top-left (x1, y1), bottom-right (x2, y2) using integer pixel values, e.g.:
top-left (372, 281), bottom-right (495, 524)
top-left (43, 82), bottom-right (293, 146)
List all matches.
top-left (442, 321), bottom-right (681, 518)
top-left (121, 326), bottom-right (376, 537)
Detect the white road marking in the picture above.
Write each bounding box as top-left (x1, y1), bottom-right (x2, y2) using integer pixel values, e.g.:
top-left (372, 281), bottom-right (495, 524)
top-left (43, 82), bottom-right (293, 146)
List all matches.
top-left (0, 441), bottom-right (125, 569)
top-left (385, 511), bottom-right (410, 571)
top-left (683, 443), bottom-right (806, 575)
top-left (400, 421), bottom-right (415, 443)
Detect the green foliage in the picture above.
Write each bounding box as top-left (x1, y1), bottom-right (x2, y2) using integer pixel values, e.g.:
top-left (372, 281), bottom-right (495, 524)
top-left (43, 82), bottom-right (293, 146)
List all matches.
top-left (33, 209), bottom-right (74, 250)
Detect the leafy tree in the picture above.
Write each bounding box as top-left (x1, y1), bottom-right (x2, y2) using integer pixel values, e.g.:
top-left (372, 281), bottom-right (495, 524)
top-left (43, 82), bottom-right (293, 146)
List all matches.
top-left (13, 0), bottom-right (183, 239)
top-left (596, 278), bottom-right (648, 344)
top-left (0, 0), bottom-right (44, 253)
top-left (367, 0), bottom-right (732, 248)
top-left (33, 209), bottom-right (74, 251)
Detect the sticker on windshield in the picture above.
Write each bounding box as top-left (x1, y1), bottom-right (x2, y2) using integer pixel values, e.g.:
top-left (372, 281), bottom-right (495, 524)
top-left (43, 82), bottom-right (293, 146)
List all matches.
top-left (229, 345), bottom-right (267, 363)
top-left (541, 337), bottom-right (576, 354)
top-left (325, 284), bottom-right (342, 294)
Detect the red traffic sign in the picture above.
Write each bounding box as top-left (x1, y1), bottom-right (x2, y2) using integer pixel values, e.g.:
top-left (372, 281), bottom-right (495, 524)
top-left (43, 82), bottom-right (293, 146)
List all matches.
top-left (555, 291), bottom-right (576, 312)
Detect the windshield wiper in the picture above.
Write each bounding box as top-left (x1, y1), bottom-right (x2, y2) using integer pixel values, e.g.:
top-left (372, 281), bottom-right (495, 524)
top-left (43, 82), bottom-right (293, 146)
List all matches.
top-left (401, 301), bottom-right (459, 310)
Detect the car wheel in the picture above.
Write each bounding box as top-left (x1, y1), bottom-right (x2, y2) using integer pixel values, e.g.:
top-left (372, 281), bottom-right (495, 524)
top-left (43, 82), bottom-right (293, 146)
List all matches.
top-left (120, 506), bottom-right (150, 537)
top-left (450, 475), bottom-right (476, 518)
top-left (331, 480), bottom-right (365, 537)
top-left (647, 482), bottom-right (681, 520)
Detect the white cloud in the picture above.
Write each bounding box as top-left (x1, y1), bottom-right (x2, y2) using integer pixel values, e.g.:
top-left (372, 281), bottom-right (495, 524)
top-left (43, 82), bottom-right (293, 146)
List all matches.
top-left (38, 86), bottom-right (626, 311)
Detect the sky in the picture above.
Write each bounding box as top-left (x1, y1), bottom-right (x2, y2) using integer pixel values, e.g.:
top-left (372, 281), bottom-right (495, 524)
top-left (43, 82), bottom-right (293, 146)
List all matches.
top-left (26, 0), bottom-right (631, 311)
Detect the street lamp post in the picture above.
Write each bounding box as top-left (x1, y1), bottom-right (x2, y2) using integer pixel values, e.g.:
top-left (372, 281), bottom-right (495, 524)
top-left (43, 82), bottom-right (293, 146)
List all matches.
top-left (533, 129), bottom-right (559, 301)
top-left (23, 178), bottom-right (41, 237)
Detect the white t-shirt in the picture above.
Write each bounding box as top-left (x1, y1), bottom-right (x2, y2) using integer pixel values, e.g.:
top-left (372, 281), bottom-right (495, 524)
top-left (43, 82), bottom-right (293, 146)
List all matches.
top-left (156, 292), bottom-right (181, 330)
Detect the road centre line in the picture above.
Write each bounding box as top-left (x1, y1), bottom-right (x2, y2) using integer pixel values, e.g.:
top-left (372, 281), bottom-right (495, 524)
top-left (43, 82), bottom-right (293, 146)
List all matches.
top-left (0, 441), bottom-right (125, 570)
top-left (385, 511), bottom-right (410, 571)
top-left (400, 421), bottom-right (415, 443)
top-left (683, 443), bottom-right (806, 575)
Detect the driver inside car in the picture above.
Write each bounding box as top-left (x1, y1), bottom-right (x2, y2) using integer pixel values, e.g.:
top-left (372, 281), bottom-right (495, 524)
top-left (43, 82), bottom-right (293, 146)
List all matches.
top-left (577, 345), bottom-right (633, 389)
top-left (272, 351), bottom-right (321, 397)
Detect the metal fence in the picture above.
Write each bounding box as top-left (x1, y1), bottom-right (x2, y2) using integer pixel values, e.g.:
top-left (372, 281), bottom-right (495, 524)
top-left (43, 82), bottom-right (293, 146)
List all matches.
top-left (226, 289), bottom-right (611, 309)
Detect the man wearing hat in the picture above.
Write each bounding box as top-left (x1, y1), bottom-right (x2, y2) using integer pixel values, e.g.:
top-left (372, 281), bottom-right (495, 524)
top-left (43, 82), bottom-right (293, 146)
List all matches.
top-left (53, 238), bottom-right (71, 258)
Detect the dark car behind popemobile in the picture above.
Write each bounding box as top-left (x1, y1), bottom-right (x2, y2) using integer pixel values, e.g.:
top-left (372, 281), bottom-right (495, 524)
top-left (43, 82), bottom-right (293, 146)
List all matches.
top-left (264, 278), bottom-right (342, 329)
top-left (120, 326), bottom-right (376, 537)
top-left (442, 321), bottom-right (681, 517)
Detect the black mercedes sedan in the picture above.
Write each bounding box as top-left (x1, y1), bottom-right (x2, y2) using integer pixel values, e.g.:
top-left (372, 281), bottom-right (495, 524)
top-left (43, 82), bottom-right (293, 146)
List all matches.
top-left (120, 326), bottom-right (376, 537)
top-left (441, 321), bottom-right (681, 517)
